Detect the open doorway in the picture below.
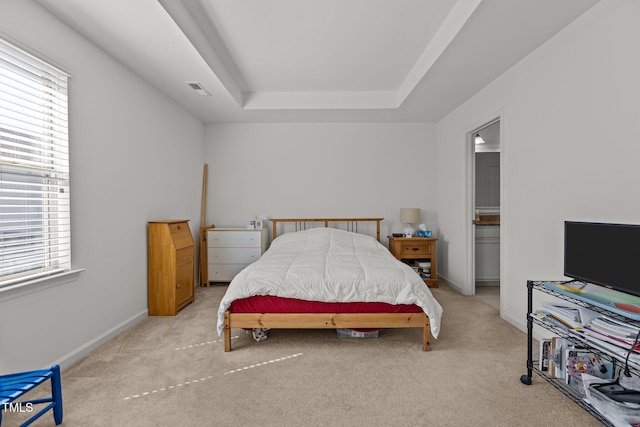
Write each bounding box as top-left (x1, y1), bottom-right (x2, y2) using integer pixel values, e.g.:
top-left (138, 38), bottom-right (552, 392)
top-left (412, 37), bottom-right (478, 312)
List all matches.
top-left (471, 119), bottom-right (500, 310)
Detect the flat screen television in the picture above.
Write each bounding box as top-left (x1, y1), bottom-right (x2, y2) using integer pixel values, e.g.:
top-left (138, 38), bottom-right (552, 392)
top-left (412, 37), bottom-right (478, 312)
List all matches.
top-left (564, 221), bottom-right (640, 297)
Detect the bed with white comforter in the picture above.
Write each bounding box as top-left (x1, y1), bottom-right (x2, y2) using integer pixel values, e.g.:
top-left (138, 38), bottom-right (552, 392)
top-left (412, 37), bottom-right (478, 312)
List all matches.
top-left (217, 227), bottom-right (443, 349)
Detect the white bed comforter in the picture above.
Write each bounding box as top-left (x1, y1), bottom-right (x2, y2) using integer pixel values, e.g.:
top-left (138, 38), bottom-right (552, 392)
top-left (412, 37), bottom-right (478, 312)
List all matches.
top-left (216, 227), bottom-right (443, 338)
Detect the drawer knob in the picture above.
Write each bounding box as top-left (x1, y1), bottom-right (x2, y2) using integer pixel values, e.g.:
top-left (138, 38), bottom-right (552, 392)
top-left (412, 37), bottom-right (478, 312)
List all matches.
top-left (176, 283), bottom-right (181, 288)
top-left (411, 247), bottom-right (420, 251)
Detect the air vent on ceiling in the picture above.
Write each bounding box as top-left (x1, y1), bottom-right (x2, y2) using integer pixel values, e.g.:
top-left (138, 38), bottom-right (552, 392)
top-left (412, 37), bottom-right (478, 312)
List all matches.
top-left (186, 81), bottom-right (211, 96)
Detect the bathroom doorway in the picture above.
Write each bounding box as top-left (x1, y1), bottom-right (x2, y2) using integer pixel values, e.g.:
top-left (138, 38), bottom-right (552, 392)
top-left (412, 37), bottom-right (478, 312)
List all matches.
top-left (472, 119), bottom-right (500, 310)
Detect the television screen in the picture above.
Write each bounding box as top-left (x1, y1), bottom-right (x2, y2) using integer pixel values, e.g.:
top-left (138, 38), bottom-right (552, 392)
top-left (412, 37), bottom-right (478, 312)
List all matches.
top-left (564, 221), bottom-right (640, 297)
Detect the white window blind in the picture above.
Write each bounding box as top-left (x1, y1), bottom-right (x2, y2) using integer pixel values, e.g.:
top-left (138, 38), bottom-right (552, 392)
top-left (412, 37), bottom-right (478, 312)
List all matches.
top-left (0, 37), bottom-right (71, 288)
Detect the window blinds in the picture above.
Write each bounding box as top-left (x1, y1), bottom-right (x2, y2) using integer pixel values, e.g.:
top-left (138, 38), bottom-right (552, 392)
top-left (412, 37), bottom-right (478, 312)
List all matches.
top-left (0, 38), bottom-right (71, 287)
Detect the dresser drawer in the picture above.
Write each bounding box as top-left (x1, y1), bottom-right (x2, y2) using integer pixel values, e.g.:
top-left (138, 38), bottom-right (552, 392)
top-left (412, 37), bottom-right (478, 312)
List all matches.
top-left (208, 247), bottom-right (261, 264)
top-left (208, 230), bottom-right (262, 248)
top-left (397, 241), bottom-right (433, 257)
top-left (208, 264), bottom-right (247, 282)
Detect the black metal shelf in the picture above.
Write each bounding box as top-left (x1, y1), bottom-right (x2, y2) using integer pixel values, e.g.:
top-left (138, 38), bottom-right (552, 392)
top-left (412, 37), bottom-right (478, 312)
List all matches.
top-left (521, 280), bottom-right (640, 427)
top-left (524, 362), bottom-right (613, 426)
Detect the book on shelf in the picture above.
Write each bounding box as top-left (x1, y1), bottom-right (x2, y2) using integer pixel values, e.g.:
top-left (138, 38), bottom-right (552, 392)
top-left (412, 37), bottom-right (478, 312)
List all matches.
top-left (582, 335), bottom-right (640, 368)
top-left (550, 337), bottom-right (568, 379)
top-left (413, 260), bottom-right (432, 279)
top-left (565, 348), bottom-right (613, 393)
top-left (582, 316), bottom-right (640, 359)
top-left (588, 316), bottom-right (640, 340)
top-left (537, 303), bottom-right (599, 330)
top-left (583, 326), bottom-right (640, 352)
top-left (531, 311), bottom-right (567, 332)
top-left (539, 338), bottom-right (552, 371)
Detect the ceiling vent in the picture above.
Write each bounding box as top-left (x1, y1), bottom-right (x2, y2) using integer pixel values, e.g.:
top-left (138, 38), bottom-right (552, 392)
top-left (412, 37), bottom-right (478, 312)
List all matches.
top-left (186, 81), bottom-right (211, 96)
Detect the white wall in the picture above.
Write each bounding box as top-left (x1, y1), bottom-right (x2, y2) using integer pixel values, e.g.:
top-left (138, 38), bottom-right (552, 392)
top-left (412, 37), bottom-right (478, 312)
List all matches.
top-left (436, 0), bottom-right (640, 329)
top-left (205, 122), bottom-right (437, 241)
top-left (3, 0), bottom-right (631, 374)
top-left (0, 1), bottom-right (204, 373)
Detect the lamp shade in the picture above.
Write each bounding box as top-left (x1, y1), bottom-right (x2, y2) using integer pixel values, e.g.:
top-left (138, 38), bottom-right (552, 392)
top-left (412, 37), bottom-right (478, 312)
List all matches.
top-left (400, 208), bottom-right (420, 224)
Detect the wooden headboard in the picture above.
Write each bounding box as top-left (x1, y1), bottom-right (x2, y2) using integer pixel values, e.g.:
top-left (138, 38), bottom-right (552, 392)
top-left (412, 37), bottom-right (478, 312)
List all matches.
top-left (269, 218), bottom-right (383, 242)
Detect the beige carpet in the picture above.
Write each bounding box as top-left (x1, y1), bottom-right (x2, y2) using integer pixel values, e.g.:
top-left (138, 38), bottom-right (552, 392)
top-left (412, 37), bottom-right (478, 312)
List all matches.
top-left (475, 285), bottom-right (500, 310)
top-left (5, 284), bottom-right (598, 427)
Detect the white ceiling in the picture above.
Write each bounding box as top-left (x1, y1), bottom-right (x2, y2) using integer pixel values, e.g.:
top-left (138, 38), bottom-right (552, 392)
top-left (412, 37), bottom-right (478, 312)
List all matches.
top-left (475, 120), bottom-right (500, 153)
top-left (35, 0), bottom-right (599, 123)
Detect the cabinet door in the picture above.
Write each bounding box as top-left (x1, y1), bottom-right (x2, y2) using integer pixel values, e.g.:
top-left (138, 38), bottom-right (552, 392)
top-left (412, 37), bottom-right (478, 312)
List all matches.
top-left (175, 257), bottom-right (193, 308)
top-left (475, 152), bottom-right (500, 207)
top-left (475, 226), bottom-right (500, 281)
top-left (169, 222), bottom-right (194, 250)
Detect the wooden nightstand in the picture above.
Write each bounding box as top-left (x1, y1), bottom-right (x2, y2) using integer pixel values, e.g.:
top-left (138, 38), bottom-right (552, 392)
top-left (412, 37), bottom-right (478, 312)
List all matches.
top-left (388, 236), bottom-right (438, 288)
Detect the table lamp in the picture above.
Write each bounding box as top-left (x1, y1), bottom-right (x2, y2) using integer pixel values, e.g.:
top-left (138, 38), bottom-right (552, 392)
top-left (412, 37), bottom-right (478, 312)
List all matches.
top-left (400, 208), bottom-right (420, 237)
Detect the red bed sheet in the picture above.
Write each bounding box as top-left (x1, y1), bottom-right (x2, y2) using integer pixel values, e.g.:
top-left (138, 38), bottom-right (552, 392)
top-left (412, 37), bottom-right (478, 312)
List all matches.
top-left (229, 295), bottom-right (423, 314)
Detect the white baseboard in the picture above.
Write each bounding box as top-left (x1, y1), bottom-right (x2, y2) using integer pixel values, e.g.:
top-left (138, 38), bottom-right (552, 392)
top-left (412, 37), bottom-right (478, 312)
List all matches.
top-left (437, 275), bottom-right (466, 294)
top-left (53, 310), bottom-right (148, 371)
top-left (501, 311), bottom-right (527, 335)
top-left (439, 275), bottom-right (529, 336)
top-left (476, 279), bottom-right (500, 286)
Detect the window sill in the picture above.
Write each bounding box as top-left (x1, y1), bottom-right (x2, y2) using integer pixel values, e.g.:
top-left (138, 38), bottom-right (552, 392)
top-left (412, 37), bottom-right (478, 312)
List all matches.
top-left (0, 269), bottom-right (85, 303)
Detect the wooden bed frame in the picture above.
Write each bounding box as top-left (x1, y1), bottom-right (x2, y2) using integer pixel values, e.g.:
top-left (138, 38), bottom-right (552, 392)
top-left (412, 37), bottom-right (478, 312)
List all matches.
top-left (223, 217), bottom-right (431, 352)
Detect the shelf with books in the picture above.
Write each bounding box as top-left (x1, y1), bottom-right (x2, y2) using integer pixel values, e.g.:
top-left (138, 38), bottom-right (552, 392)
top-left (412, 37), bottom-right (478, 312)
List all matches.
top-left (522, 280), bottom-right (640, 427)
top-left (530, 312), bottom-right (640, 375)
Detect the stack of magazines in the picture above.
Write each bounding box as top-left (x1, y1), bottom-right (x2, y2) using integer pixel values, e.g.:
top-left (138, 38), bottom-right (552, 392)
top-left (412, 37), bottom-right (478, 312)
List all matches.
top-left (535, 303), bottom-right (599, 330)
top-left (583, 316), bottom-right (640, 366)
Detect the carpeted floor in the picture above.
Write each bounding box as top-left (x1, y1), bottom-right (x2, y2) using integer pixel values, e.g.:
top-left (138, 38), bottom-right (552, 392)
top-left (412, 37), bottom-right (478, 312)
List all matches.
top-left (5, 284), bottom-right (599, 426)
top-left (475, 285), bottom-right (500, 310)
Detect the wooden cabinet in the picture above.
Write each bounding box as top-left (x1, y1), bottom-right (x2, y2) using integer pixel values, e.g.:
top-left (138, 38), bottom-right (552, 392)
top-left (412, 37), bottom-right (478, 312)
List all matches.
top-left (207, 228), bottom-right (268, 283)
top-left (148, 220), bottom-right (194, 316)
top-left (475, 152), bottom-right (500, 208)
top-left (388, 236), bottom-right (438, 288)
top-left (475, 225), bottom-right (500, 282)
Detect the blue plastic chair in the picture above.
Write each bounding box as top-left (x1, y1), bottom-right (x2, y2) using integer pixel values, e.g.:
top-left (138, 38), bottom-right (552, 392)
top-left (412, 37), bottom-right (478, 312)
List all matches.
top-left (0, 365), bottom-right (63, 426)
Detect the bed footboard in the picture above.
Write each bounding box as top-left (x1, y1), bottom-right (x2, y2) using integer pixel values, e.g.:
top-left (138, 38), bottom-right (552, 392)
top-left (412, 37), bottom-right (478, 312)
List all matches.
top-left (223, 311), bottom-right (430, 352)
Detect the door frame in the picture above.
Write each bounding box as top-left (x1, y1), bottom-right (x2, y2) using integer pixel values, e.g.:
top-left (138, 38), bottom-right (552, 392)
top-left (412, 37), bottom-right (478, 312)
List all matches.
top-left (465, 113), bottom-right (503, 301)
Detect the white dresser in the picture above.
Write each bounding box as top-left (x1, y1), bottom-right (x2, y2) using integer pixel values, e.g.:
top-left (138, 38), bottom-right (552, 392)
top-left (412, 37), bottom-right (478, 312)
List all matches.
top-left (207, 228), bottom-right (269, 283)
